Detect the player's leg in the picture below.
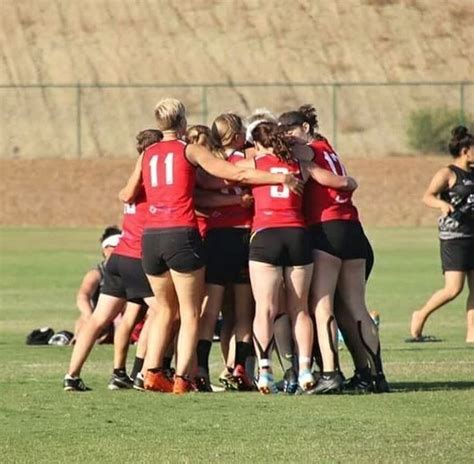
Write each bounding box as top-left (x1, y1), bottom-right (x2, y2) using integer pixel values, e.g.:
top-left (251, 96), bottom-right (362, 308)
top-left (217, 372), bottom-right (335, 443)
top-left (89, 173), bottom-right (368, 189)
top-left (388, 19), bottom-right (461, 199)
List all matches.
top-left (410, 271), bottom-right (465, 338)
top-left (249, 260), bottom-right (282, 394)
top-left (310, 250), bottom-right (343, 393)
top-left (466, 271), bottom-right (474, 343)
top-left (284, 263), bottom-right (315, 391)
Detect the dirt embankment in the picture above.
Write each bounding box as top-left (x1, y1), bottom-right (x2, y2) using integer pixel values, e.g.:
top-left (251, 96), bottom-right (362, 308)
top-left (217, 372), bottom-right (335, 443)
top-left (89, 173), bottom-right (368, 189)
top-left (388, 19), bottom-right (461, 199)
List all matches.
top-left (0, 157), bottom-right (445, 227)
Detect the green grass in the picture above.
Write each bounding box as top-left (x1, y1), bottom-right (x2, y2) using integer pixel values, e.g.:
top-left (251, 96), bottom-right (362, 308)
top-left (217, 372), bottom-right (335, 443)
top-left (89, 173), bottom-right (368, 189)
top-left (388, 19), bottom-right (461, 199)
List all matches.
top-left (0, 227), bottom-right (473, 463)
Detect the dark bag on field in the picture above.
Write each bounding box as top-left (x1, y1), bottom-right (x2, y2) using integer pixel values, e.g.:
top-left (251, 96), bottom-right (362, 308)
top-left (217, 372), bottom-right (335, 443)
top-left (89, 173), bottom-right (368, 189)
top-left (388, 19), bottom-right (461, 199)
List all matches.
top-left (26, 327), bottom-right (54, 345)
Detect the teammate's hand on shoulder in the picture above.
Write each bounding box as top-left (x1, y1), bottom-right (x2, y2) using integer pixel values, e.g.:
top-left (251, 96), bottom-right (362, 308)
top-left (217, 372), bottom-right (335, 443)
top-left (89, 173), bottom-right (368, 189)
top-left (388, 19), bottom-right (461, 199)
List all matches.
top-left (440, 201), bottom-right (455, 217)
top-left (284, 174), bottom-right (304, 195)
top-left (240, 193), bottom-right (254, 208)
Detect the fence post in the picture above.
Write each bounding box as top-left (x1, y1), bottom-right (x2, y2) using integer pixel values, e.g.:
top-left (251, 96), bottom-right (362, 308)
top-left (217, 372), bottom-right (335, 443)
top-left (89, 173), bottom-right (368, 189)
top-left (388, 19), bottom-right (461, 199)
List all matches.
top-left (201, 86), bottom-right (208, 124)
top-left (459, 83), bottom-right (465, 125)
top-left (76, 83), bottom-right (82, 158)
top-left (332, 84), bottom-right (338, 150)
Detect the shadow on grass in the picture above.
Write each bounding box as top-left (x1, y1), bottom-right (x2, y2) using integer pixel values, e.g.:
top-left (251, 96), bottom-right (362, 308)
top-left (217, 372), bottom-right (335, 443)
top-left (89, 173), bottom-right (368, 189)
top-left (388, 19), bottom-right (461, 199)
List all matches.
top-left (391, 381), bottom-right (474, 392)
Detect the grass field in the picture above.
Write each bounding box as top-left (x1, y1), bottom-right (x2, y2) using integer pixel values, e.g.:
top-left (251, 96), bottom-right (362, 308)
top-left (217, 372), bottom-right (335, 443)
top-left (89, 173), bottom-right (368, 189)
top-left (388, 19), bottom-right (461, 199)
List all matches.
top-left (0, 227), bottom-right (473, 463)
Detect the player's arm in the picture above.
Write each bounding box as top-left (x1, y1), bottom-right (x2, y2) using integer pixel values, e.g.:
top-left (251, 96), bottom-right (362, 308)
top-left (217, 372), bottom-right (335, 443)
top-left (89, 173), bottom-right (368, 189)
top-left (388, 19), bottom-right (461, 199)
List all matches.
top-left (302, 161), bottom-right (358, 191)
top-left (194, 188), bottom-right (253, 208)
top-left (119, 154), bottom-right (143, 203)
top-left (76, 269), bottom-right (101, 317)
top-left (187, 144), bottom-right (303, 195)
top-left (422, 167), bottom-right (455, 216)
top-left (196, 168), bottom-right (229, 190)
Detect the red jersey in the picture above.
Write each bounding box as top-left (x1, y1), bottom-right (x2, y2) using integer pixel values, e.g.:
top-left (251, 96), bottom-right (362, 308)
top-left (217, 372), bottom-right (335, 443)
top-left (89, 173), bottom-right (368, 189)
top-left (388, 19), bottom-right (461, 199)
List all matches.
top-left (304, 138), bottom-right (359, 225)
top-left (142, 139), bottom-right (197, 229)
top-left (251, 154), bottom-right (305, 230)
top-left (206, 151), bottom-right (253, 230)
top-left (196, 214), bottom-right (208, 238)
top-left (114, 187), bottom-right (147, 259)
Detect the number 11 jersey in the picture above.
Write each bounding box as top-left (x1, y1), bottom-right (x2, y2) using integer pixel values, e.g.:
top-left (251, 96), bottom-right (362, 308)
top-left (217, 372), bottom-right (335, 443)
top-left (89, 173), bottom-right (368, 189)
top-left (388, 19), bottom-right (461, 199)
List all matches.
top-left (251, 154), bottom-right (305, 231)
top-left (142, 139), bottom-right (198, 229)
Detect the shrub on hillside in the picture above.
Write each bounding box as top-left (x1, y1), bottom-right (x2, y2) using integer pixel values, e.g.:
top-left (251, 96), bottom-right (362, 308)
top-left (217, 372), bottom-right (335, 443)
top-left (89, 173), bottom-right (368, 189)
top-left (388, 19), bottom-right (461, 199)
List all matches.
top-left (407, 107), bottom-right (473, 154)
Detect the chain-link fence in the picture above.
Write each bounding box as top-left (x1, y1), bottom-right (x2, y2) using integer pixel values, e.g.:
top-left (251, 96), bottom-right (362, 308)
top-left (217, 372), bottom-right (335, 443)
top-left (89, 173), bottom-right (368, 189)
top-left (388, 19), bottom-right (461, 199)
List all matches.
top-left (1, 81), bottom-right (472, 159)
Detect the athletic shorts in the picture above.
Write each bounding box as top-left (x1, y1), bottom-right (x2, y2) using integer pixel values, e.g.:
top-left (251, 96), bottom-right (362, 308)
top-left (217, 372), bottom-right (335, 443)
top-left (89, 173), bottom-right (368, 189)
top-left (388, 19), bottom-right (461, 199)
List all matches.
top-left (101, 253), bottom-right (153, 303)
top-left (440, 238), bottom-right (474, 273)
top-left (249, 227), bottom-right (312, 267)
top-left (205, 228), bottom-right (250, 285)
top-left (309, 220), bottom-right (369, 261)
top-left (142, 227), bottom-right (205, 276)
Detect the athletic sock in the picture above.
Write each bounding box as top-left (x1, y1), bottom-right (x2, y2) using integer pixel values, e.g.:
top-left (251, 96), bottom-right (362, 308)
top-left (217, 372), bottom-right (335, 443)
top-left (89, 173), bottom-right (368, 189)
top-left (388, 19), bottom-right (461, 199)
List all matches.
top-left (113, 368), bottom-right (127, 377)
top-left (321, 371), bottom-right (337, 380)
top-left (130, 357), bottom-right (144, 380)
top-left (235, 341), bottom-right (251, 368)
top-left (163, 356), bottom-right (173, 371)
top-left (197, 339), bottom-right (212, 373)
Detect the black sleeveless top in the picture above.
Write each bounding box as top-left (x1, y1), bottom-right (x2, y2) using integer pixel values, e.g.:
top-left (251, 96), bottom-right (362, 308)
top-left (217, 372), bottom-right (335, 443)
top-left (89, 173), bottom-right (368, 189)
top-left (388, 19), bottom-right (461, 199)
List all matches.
top-left (90, 261), bottom-right (106, 309)
top-left (438, 165), bottom-right (474, 239)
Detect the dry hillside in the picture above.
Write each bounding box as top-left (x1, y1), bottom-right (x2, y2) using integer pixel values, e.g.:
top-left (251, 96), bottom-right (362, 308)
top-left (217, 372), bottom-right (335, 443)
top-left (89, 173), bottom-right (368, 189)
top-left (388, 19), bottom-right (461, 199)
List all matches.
top-left (0, 0), bottom-right (473, 158)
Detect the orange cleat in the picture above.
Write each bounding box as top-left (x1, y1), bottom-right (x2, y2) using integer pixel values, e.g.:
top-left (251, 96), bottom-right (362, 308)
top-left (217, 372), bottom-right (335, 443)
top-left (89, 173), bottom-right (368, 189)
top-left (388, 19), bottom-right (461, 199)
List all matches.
top-left (144, 369), bottom-right (174, 393)
top-left (232, 364), bottom-right (256, 391)
top-left (173, 376), bottom-right (196, 395)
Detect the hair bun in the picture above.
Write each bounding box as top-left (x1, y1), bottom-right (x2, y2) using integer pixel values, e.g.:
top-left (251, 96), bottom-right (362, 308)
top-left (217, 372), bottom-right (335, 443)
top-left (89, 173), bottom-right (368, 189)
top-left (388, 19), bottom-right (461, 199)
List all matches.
top-left (451, 125), bottom-right (468, 138)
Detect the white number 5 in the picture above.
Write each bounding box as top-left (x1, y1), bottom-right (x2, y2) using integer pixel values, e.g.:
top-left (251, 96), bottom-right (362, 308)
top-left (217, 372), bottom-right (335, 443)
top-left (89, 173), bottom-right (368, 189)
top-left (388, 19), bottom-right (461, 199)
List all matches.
top-left (270, 167), bottom-right (290, 198)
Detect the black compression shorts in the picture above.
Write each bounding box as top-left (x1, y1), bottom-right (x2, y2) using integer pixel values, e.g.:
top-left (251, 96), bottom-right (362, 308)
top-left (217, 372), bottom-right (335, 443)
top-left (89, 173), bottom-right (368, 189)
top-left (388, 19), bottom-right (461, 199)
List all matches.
top-left (440, 238), bottom-right (474, 273)
top-left (249, 227), bottom-right (312, 267)
top-left (205, 228), bottom-right (250, 285)
top-left (142, 227), bottom-right (205, 276)
top-left (101, 253), bottom-right (153, 303)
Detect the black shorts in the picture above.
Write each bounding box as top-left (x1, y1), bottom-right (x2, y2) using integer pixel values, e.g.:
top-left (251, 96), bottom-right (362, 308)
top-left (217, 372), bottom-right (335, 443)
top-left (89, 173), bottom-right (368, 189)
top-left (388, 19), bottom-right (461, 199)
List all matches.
top-left (142, 227), bottom-right (205, 276)
top-left (249, 227), bottom-right (312, 267)
top-left (440, 238), bottom-right (474, 273)
top-left (101, 253), bottom-right (153, 303)
top-left (205, 228), bottom-right (250, 285)
top-left (309, 220), bottom-right (369, 261)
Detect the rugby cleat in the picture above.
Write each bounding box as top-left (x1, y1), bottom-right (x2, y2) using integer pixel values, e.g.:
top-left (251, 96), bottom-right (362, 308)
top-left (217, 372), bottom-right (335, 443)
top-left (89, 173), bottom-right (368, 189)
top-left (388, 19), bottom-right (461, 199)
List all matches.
top-left (344, 367), bottom-right (373, 394)
top-left (194, 373), bottom-right (213, 393)
top-left (372, 373), bottom-right (390, 393)
top-left (133, 373), bottom-right (145, 391)
top-left (257, 371), bottom-right (278, 395)
top-left (107, 372), bottom-right (133, 390)
top-left (283, 368), bottom-right (298, 394)
top-left (219, 368), bottom-right (238, 391)
top-left (298, 368), bottom-right (316, 392)
top-left (173, 376), bottom-right (196, 394)
top-left (63, 375), bottom-right (91, 392)
top-left (231, 364), bottom-right (256, 392)
top-left (144, 369), bottom-right (174, 393)
top-left (308, 372), bottom-right (343, 395)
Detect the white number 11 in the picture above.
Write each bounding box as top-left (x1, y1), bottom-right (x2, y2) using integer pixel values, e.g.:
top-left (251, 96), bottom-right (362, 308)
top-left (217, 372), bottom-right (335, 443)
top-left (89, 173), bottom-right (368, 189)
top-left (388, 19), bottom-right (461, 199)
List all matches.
top-left (149, 153), bottom-right (174, 187)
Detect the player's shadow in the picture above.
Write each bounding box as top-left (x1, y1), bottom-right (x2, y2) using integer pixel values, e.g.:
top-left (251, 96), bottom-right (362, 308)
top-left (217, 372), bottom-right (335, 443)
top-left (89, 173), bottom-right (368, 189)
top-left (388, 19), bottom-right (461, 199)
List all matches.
top-left (391, 381), bottom-right (474, 392)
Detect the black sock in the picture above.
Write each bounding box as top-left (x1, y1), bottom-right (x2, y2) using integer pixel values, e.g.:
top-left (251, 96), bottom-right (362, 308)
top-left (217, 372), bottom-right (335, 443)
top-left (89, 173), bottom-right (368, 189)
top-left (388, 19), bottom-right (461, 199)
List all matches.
top-left (235, 341), bottom-right (251, 367)
top-left (163, 356), bottom-right (173, 371)
top-left (114, 368), bottom-right (127, 377)
top-left (130, 357), bottom-right (144, 380)
top-left (322, 371), bottom-right (337, 379)
top-left (197, 339), bottom-right (212, 373)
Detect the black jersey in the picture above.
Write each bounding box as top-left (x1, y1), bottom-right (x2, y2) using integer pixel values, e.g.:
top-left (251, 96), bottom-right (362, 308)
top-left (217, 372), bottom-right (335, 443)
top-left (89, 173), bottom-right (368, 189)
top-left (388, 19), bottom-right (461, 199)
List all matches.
top-left (90, 261), bottom-right (106, 309)
top-left (438, 165), bottom-right (474, 239)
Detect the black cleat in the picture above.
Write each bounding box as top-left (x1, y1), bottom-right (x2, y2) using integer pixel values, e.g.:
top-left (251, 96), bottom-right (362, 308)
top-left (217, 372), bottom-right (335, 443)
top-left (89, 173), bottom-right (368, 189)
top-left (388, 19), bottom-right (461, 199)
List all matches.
top-left (372, 373), bottom-right (390, 393)
top-left (63, 376), bottom-right (91, 392)
top-left (194, 375), bottom-right (213, 392)
top-left (308, 372), bottom-right (343, 395)
top-left (108, 372), bottom-right (133, 390)
top-left (344, 367), bottom-right (373, 394)
top-left (133, 373), bottom-right (145, 391)
top-left (283, 368), bottom-right (298, 395)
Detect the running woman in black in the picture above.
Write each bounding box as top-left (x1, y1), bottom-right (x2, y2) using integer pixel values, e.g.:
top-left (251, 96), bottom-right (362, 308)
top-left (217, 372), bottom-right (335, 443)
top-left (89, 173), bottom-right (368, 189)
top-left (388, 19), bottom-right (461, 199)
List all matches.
top-left (409, 126), bottom-right (474, 343)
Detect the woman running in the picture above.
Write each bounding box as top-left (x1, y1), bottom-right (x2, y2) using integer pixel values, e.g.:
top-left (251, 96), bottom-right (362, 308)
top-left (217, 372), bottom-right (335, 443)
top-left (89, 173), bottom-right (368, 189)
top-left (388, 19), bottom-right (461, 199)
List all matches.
top-left (235, 121), bottom-right (356, 394)
top-left (122, 98), bottom-right (303, 394)
top-left (280, 105), bottom-right (389, 394)
top-left (409, 126), bottom-right (474, 343)
top-left (63, 129), bottom-right (163, 392)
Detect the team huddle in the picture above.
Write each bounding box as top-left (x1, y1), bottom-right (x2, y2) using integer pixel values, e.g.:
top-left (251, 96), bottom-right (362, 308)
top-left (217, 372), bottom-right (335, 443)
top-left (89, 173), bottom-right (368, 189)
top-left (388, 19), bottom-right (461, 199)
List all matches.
top-left (64, 98), bottom-right (389, 395)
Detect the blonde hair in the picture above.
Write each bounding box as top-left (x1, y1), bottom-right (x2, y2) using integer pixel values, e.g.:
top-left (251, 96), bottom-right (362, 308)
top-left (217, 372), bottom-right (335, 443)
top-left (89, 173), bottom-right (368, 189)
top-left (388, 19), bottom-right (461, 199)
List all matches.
top-left (154, 98), bottom-right (186, 131)
top-left (186, 125), bottom-right (214, 150)
top-left (211, 113), bottom-right (243, 159)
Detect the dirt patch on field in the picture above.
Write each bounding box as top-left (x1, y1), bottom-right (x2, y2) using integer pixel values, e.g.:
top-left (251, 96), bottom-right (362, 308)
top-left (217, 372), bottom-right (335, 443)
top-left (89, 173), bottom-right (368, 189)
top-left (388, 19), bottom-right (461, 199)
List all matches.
top-left (0, 157), bottom-right (445, 227)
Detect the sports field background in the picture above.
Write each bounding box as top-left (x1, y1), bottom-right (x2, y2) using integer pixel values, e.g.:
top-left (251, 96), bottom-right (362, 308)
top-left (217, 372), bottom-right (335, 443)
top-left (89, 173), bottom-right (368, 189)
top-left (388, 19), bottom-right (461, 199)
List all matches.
top-left (0, 227), bottom-right (472, 463)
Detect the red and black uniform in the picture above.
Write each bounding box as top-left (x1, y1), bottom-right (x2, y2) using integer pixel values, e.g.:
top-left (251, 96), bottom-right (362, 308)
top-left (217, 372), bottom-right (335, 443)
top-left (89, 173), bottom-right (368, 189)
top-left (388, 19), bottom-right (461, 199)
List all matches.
top-left (305, 137), bottom-right (370, 262)
top-left (204, 151), bottom-right (253, 285)
top-left (141, 139), bottom-right (204, 276)
top-left (101, 187), bottom-right (154, 303)
top-left (249, 154), bottom-right (312, 266)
